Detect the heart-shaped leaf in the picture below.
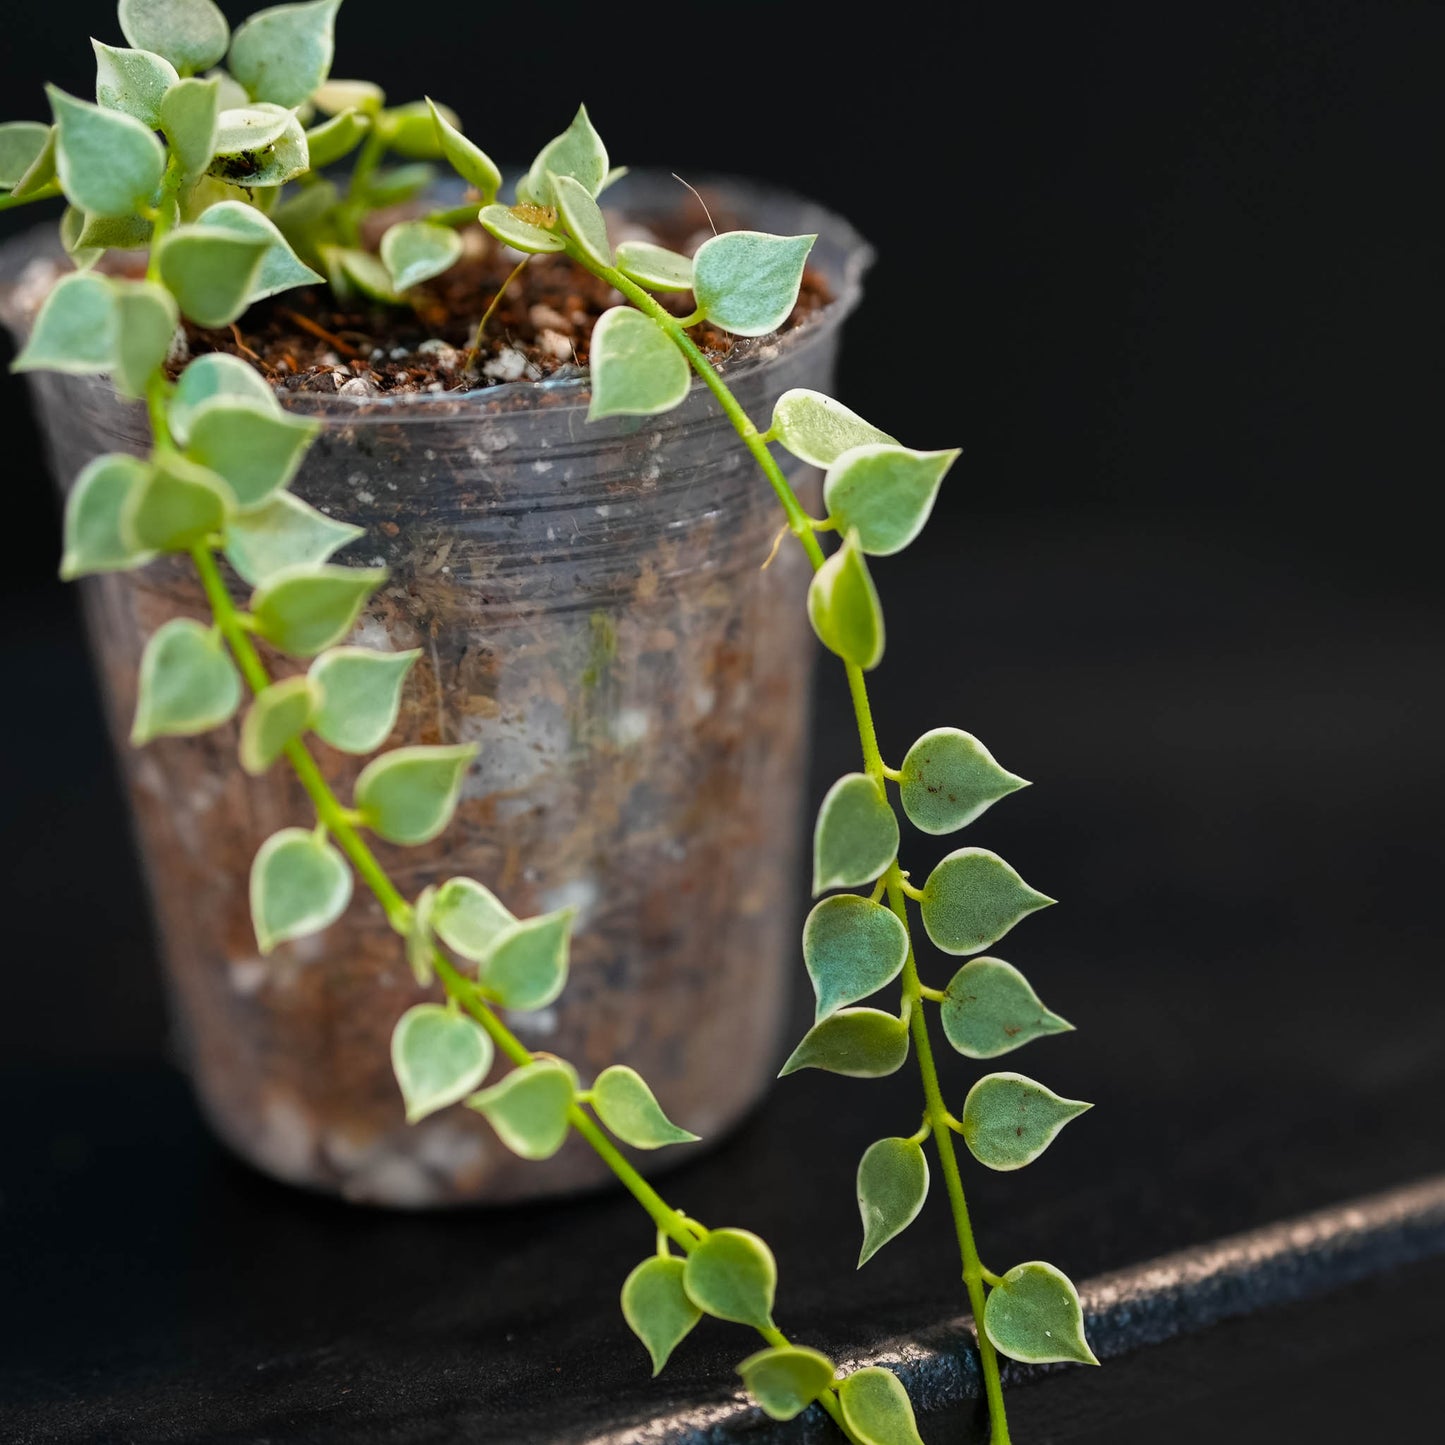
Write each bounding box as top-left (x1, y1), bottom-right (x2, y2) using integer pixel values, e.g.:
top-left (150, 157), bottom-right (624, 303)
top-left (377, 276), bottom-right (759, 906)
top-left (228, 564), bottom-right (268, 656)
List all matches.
top-left (770, 389), bottom-right (897, 469)
top-left (738, 1345), bottom-right (836, 1422)
top-left (193, 201), bottom-right (323, 302)
top-left (940, 957), bottom-right (1072, 1059)
top-left (823, 445), bottom-right (959, 556)
top-left (587, 306), bottom-right (689, 420)
top-left (119, 0), bottom-right (230, 74)
top-left (209, 104), bottom-right (309, 187)
top-left (212, 104), bottom-right (292, 155)
top-left (983, 1261), bottom-right (1098, 1366)
top-left (111, 280), bottom-right (179, 400)
top-left (60, 454), bottom-right (156, 580)
top-left (10, 126), bottom-right (57, 200)
top-left (12, 271), bottom-right (116, 375)
top-left (837, 1367), bottom-right (925, 1445)
top-left (478, 203), bottom-right (565, 255)
top-left (920, 847), bottom-right (1054, 955)
top-left (304, 107), bottom-right (367, 169)
top-left (552, 172), bottom-right (611, 268)
top-left (813, 772), bottom-right (899, 894)
top-left (379, 100), bottom-right (455, 159)
top-left (779, 1008), bottom-right (910, 1079)
top-left (803, 893), bottom-right (909, 1021)
top-left (857, 1137), bottom-right (929, 1267)
top-left (91, 41), bottom-right (178, 128)
top-left (961, 1071), bottom-right (1091, 1171)
top-left (900, 727), bottom-right (1029, 836)
top-left (682, 1228), bottom-right (775, 1330)
top-left (160, 76), bottom-right (222, 181)
top-left (523, 104), bottom-right (608, 206)
top-left (391, 1003), bottom-right (494, 1123)
top-left (621, 1255), bottom-right (701, 1377)
top-left (306, 646), bottom-right (418, 754)
top-left (132, 617), bottom-right (241, 744)
top-left (467, 1061), bottom-right (574, 1159)
top-left (614, 240), bottom-right (693, 292)
top-left (251, 564), bottom-right (387, 657)
top-left (591, 1066), bottom-right (699, 1149)
top-left (808, 529), bottom-right (884, 670)
top-left (430, 877), bottom-right (516, 962)
top-left (482, 909), bottom-right (572, 1011)
top-left (239, 675), bottom-right (319, 775)
top-left (425, 98), bottom-right (500, 203)
top-left (353, 743), bottom-right (476, 845)
top-left (249, 825), bottom-right (352, 954)
top-left (0, 122), bottom-right (52, 189)
top-left (693, 230), bottom-right (815, 337)
top-left (169, 352), bottom-right (279, 441)
top-left (224, 491), bottom-right (363, 587)
top-left (312, 79), bottom-right (385, 116)
top-left (124, 452), bottom-right (232, 552)
top-left (47, 85), bottom-right (165, 218)
top-left (228, 0), bottom-right (341, 108)
top-left (184, 397), bottom-right (318, 509)
top-left (157, 223), bottom-right (270, 327)
top-left (380, 219), bottom-right (462, 292)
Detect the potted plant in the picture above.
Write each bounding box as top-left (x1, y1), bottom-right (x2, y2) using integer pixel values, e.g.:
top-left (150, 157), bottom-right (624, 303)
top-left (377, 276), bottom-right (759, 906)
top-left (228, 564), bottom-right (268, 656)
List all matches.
top-left (1, 3), bottom-right (1096, 1440)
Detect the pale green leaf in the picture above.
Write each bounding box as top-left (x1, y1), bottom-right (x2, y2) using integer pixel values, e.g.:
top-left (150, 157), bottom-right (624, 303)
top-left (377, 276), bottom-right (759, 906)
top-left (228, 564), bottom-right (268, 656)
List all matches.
top-left (119, 0), bottom-right (230, 74)
top-left (824, 445), bottom-right (959, 556)
top-left (92, 40), bottom-right (178, 127)
top-left (552, 172), bottom-right (611, 268)
top-left (940, 957), bottom-right (1072, 1059)
top-left (47, 85), bottom-right (165, 218)
top-left (391, 1003), bottom-right (494, 1123)
top-left (239, 675), bottom-right (319, 774)
top-left (124, 452), bottom-right (232, 552)
top-left (523, 104), bottom-right (608, 206)
top-left (75, 210), bottom-right (155, 250)
top-left (803, 894), bottom-right (909, 1022)
top-left (12, 271), bottom-right (116, 375)
top-left (211, 104), bottom-right (292, 155)
top-left (363, 161), bottom-right (434, 207)
top-left (621, 1256), bottom-right (700, 1377)
top-left (769, 389), bottom-right (896, 469)
top-left (837, 1367), bottom-right (925, 1445)
top-left (251, 563), bottom-right (387, 657)
top-left (324, 245), bottom-right (404, 304)
top-left (160, 76), bottom-right (222, 180)
top-left (0, 122), bottom-right (52, 188)
top-left (308, 646), bottom-right (418, 754)
top-left (249, 825), bottom-right (352, 953)
top-left (692, 230), bottom-right (815, 337)
top-left (380, 100), bottom-right (456, 160)
top-left (184, 397), bottom-right (318, 509)
top-left (737, 1346), bottom-right (836, 1422)
top-left (228, 0), bottom-right (342, 109)
top-left (430, 877), bottom-right (516, 963)
top-left (857, 1137), bottom-right (929, 1267)
top-left (312, 79), bottom-right (385, 116)
top-left (587, 306), bottom-right (689, 421)
top-left (194, 200), bottom-right (324, 301)
top-left (614, 239), bottom-right (694, 292)
top-left (110, 279), bottom-right (179, 400)
top-left (406, 883), bottom-right (437, 986)
top-left (961, 1071), bottom-right (1091, 1171)
top-left (225, 492), bottom-right (361, 586)
top-left (380, 220), bottom-right (462, 292)
top-left (483, 909), bottom-right (572, 1011)
top-left (426, 98), bottom-right (500, 202)
top-left (592, 1066), bottom-right (699, 1149)
top-left (304, 107), bottom-right (367, 168)
top-left (807, 529), bottom-right (884, 670)
top-left (597, 165), bottom-right (629, 195)
top-left (899, 727), bottom-right (1029, 836)
top-left (779, 1008), bottom-right (910, 1079)
top-left (813, 772), bottom-right (899, 893)
top-left (157, 223), bottom-right (269, 326)
top-left (10, 126), bottom-right (57, 200)
top-left (682, 1229), bottom-right (775, 1330)
top-left (60, 207), bottom-right (105, 271)
top-left (60, 454), bottom-right (156, 580)
top-left (920, 847), bottom-right (1054, 955)
top-left (477, 203), bottom-right (564, 255)
top-left (209, 104), bottom-right (309, 187)
top-left (984, 1261), bottom-right (1098, 1366)
top-left (467, 1061), bottom-right (574, 1159)
top-left (170, 351), bottom-right (280, 443)
top-left (131, 617), bottom-right (241, 744)
top-left (353, 743), bottom-right (475, 845)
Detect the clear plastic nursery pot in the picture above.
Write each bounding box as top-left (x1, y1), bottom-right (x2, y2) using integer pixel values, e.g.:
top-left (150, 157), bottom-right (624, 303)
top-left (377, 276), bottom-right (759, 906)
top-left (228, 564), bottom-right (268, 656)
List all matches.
top-left (1, 177), bottom-right (870, 1206)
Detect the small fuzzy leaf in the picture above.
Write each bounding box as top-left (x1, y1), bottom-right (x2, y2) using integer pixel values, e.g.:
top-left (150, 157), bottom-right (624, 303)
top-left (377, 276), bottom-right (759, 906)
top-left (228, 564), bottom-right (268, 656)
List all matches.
top-left (210, 105), bottom-right (309, 187)
top-left (693, 230), bottom-right (815, 337)
top-left (482, 909), bottom-right (572, 1012)
top-left (552, 172), bottom-right (611, 268)
top-left (737, 1346), bottom-right (836, 1423)
top-left (621, 1256), bottom-right (701, 1377)
top-left (11, 127), bottom-right (57, 200)
top-left (837, 1367), bottom-right (926, 1445)
top-left (170, 351), bottom-right (278, 442)
top-left (228, 0), bottom-right (341, 109)
top-left (857, 1137), bottom-right (929, 1267)
top-left (60, 454), bottom-right (156, 579)
top-left (0, 122), bottom-right (50, 189)
top-left (312, 79), bottom-right (384, 115)
top-left (92, 40), bottom-right (178, 127)
top-left (131, 617), bottom-right (241, 744)
top-left (364, 162), bottom-right (434, 207)
top-left (194, 200), bottom-right (323, 302)
top-left (426, 98), bottom-right (500, 202)
top-left (592, 1066), bottom-right (699, 1149)
top-left (477, 203), bottom-right (565, 255)
top-left (920, 848), bottom-right (1055, 956)
top-left (184, 397), bottom-right (318, 509)
top-left (119, 0), bottom-right (230, 74)
top-left (239, 675), bottom-right (319, 775)
top-left (682, 1229), bottom-right (775, 1331)
top-left (157, 224), bottom-right (269, 326)
top-left (587, 307), bottom-right (689, 421)
top-left (984, 1261), bottom-right (1098, 1366)
top-left (75, 210), bottom-right (155, 251)
top-left (110, 280), bottom-right (179, 400)
top-left (614, 240), bottom-right (694, 292)
top-left (900, 728), bottom-right (1029, 836)
top-left (251, 564), bottom-right (387, 657)
top-left (467, 1061), bottom-right (574, 1159)
top-left (780, 1008), bottom-right (910, 1079)
top-left (431, 877), bottom-right (516, 963)
top-left (308, 646), bottom-right (418, 754)
top-left (380, 100), bottom-right (456, 159)
top-left (824, 445), bottom-right (959, 556)
top-left (405, 883), bottom-right (437, 987)
top-left (60, 207), bottom-right (105, 271)
top-left (380, 220), bottom-right (462, 292)
top-left (961, 1071), bottom-right (1091, 1171)
top-left (124, 452), bottom-right (232, 552)
top-left (224, 491), bottom-right (360, 586)
top-left (211, 104), bottom-right (291, 154)
top-left (325, 246), bottom-right (403, 304)
top-left (803, 895), bottom-right (909, 1021)
top-left (770, 389), bottom-right (896, 469)
top-left (941, 958), bottom-right (1072, 1059)
top-left (523, 104), bottom-right (608, 206)
top-left (353, 743), bottom-right (475, 845)
top-left (391, 1003), bottom-right (494, 1124)
top-left (807, 530), bottom-right (884, 670)
top-left (304, 107), bottom-right (367, 168)
top-left (160, 76), bottom-right (221, 180)
top-left (47, 85), bottom-right (165, 218)
top-left (12, 271), bottom-right (116, 375)
top-left (249, 826), bottom-right (351, 953)
top-left (813, 773), bottom-right (899, 894)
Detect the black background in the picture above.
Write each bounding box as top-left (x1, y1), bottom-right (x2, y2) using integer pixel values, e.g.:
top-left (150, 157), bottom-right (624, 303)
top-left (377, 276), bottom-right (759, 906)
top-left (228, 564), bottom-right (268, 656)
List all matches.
top-left (2, 4), bottom-right (1442, 1442)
